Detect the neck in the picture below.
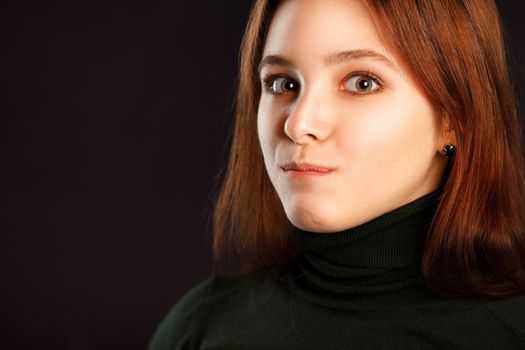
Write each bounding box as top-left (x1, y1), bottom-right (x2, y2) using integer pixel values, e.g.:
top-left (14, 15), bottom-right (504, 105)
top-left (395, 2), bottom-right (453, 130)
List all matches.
top-left (289, 189), bottom-right (442, 310)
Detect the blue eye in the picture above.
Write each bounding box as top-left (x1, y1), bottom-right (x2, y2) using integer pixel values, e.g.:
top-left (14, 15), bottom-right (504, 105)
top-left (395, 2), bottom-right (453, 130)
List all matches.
top-left (343, 72), bottom-right (382, 94)
top-left (262, 75), bottom-right (298, 95)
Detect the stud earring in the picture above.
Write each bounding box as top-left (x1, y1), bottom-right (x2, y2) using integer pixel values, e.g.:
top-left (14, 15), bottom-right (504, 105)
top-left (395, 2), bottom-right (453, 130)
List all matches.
top-left (443, 144), bottom-right (456, 159)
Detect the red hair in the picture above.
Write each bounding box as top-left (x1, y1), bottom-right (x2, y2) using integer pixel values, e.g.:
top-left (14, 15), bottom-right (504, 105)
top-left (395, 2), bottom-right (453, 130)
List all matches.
top-left (212, 0), bottom-right (525, 299)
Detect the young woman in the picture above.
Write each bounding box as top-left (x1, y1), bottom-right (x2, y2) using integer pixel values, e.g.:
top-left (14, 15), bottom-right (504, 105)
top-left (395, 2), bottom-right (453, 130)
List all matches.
top-left (149, 0), bottom-right (525, 348)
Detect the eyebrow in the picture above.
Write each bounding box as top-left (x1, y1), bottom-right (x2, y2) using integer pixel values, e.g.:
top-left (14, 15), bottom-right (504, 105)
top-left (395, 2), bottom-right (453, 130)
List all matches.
top-left (257, 49), bottom-right (396, 74)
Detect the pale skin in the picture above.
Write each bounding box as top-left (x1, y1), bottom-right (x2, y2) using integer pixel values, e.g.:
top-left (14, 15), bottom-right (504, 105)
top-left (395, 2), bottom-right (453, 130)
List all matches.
top-left (257, 0), bottom-right (456, 233)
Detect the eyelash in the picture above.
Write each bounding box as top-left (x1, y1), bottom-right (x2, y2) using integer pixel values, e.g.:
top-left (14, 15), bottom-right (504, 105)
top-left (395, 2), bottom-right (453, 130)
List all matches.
top-left (261, 71), bottom-right (384, 96)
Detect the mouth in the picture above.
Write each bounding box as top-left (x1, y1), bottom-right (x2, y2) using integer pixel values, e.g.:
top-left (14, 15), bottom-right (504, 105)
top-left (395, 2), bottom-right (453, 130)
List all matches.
top-left (281, 162), bottom-right (334, 178)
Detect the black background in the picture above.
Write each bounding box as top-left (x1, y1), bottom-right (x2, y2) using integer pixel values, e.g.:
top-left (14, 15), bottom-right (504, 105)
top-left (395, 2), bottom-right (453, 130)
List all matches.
top-left (2, 1), bottom-right (524, 349)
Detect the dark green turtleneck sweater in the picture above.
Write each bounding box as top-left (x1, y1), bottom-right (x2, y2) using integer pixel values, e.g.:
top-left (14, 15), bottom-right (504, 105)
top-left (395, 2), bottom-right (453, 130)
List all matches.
top-left (148, 190), bottom-right (525, 349)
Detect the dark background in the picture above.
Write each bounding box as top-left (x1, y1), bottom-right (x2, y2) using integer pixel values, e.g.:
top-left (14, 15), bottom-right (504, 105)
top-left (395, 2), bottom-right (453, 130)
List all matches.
top-left (2, 1), bottom-right (524, 349)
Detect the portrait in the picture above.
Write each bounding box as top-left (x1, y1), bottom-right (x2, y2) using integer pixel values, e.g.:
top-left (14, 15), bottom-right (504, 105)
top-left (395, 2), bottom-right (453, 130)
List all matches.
top-left (3, 0), bottom-right (524, 349)
top-left (149, 0), bottom-right (525, 349)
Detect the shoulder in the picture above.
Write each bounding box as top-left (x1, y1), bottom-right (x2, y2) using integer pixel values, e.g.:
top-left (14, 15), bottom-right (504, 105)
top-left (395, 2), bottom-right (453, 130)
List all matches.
top-left (484, 293), bottom-right (525, 343)
top-left (147, 277), bottom-right (211, 350)
top-left (147, 269), bottom-right (283, 350)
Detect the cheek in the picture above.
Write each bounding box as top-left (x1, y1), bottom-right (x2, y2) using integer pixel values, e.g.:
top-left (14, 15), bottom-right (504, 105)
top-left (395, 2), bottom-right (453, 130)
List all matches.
top-left (257, 99), bottom-right (282, 160)
top-left (338, 94), bottom-right (437, 164)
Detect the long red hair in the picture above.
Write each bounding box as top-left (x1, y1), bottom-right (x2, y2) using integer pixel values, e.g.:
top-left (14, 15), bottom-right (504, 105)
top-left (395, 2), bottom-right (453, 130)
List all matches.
top-left (212, 0), bottom-right (525, 299)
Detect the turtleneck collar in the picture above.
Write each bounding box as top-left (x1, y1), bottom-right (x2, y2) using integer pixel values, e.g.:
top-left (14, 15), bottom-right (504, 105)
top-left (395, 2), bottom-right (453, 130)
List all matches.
top-left (288, 189), bottom-right (442, 310)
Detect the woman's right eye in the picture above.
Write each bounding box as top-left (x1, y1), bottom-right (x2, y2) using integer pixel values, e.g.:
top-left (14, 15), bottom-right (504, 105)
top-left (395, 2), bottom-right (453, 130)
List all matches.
top-left (262, 75), bottom-right (299, 95)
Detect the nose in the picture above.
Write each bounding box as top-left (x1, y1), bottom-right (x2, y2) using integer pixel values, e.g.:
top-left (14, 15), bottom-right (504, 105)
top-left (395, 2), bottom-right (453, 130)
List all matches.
top-left (283, 84), bottom-right (333, 145)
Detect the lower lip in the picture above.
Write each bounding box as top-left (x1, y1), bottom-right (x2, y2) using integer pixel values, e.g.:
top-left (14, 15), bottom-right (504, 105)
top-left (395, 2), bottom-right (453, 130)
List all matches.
top-left (282, 169), bottom-right (333, 178)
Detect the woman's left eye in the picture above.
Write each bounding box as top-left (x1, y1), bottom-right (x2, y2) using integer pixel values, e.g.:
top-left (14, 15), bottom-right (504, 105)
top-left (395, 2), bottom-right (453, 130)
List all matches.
top-left (343, 72), bottom-right (382, 94)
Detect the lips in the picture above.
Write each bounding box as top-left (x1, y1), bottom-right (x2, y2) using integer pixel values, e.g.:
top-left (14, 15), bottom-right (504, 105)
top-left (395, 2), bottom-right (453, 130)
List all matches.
top-left (281, 162), bottom-right (333, 173)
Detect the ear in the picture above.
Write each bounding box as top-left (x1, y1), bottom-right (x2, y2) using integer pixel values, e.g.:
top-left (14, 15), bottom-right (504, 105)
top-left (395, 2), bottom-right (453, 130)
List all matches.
top-left (438, 111), bottom-right (457, 153)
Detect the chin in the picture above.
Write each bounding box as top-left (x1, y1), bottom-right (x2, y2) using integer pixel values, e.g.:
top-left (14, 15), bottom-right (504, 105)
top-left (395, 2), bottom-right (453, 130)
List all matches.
top-left (284, 203), bottom-right (341, 233)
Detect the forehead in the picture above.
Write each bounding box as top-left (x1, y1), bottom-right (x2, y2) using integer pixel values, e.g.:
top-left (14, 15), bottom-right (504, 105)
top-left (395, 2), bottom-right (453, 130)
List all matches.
top-left (262, 0), bottom-right (399, 68)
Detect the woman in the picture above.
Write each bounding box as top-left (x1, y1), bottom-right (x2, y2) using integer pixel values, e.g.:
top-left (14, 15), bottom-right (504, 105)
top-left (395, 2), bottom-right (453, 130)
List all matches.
top-left (149, 0), bottom-right (525, 348)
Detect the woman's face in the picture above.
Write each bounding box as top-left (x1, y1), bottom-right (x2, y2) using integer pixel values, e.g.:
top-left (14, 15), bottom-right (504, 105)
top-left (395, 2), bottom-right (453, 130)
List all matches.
top-left (257, 0), bottom-right (452, 233)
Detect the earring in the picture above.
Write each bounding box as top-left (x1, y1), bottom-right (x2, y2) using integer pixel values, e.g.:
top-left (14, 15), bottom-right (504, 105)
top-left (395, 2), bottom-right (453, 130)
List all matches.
top-left (443, 144), bottom-right (456, 159)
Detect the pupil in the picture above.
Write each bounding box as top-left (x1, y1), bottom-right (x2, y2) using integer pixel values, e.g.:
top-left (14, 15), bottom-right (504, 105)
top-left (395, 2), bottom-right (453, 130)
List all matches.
top-left (358, 78), bottom-right (370, 90)
top-left (285, 81), bottom-right (294, 90)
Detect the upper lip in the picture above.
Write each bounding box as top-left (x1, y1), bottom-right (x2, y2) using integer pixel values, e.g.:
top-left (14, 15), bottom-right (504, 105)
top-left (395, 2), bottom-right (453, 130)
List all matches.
top-left (281, 162), bottom-right (333, 172)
